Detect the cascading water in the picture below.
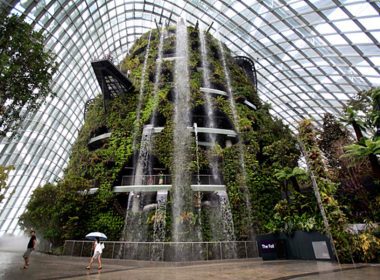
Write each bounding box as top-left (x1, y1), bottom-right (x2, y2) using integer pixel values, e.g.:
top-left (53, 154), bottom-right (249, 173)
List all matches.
top-left (193, 122), bottom-right (203, 242)
top-left (199, 30), bottom-right (236, 244)
top-left (121, 31), bottom-right (152, 243)
top-left (122, 27), bottom-right (166, 247)
top-left (218, 40), bottom-right (256, 240)
top-left (172, 19), bottom-right (200, 251)
top-left (151, 26), bottom-right (166, 126)
top-left (151, 183), bottom-right (168, 260)
top-left (149, 26), bottom-right (169, 246)
top-left (199, 30), bottom-right (219, 183)
top-left (217, 191), bottom-right (237, 258)
top-left (131, 31), bottom-right (152, 161)
top-left (118, 31), bottom-right (154, 259)
top-left (194, 123), bottom-right (201, 186)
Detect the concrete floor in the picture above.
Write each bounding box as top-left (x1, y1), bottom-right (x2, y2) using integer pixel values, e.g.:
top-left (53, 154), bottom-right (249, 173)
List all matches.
top-left (1, 249), bottom-right (379, 280)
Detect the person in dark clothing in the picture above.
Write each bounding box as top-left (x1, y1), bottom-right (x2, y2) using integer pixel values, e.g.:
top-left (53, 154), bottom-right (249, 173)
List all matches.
top-left (23, 230), bottom-right (37, 269)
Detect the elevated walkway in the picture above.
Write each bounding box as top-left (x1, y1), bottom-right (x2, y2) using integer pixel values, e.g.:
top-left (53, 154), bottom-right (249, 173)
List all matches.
top-left (80, 175), bottom-right (226, 194)
top-left (80, 184), bottom-right (226, 194)
top-left (200, 87), bottom-right (228, 97)
top-left (88, 132), bottom-right (112, 146)
top-left (190, 126), bottom-right (237, 137)
top-left (191, 185), bottom-right (226, 192)
top-left (200, 86), bottom-right (257, 110)
top-left (113, 185), bottom-right (171, 193)
top-left (91, 59), bottom-right (134, 113)
top-left (243, 99), bottom-right (257, 110)
top-left (157, 56), bottom-right (185, 62)
top-left (151, 126), bottom-right (237, 137)
top-left (112, 184), bottom-right (226, 193)
top-left (233, 55), bottom-right (258, 90)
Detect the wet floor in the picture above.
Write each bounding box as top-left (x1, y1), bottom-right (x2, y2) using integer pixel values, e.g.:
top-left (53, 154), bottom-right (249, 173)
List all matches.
top-left (1, 250), bottom-right (379, 280)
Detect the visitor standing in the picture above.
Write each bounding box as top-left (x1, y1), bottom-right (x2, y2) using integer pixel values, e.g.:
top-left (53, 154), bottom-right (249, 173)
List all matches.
top-left (86, 237), bottom-right (104, 270)
top-left (159, 171), bottom-right (164, 185)
top-left (23, 230), bottom-right (37, 269)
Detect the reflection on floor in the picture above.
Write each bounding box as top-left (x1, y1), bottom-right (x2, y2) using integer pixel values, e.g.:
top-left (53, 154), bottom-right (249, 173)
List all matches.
top-left (0, 250), bottom-right (379, 280)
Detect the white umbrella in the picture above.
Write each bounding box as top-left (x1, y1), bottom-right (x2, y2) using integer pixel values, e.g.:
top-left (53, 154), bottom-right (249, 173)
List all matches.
top-left (85, 232), bottom-right (107, 241)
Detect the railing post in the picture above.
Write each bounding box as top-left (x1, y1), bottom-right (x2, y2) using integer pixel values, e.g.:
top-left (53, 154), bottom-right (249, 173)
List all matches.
top-left (255, 240), bottom-right (259, 257)
top-left (80, 241), bottom-right (84, 257)
top-left (71, 241), bottom-right (75, 256)
top-left (112, 242), bottom-right (115, 259)
top-left (206, 242), bottom-right (208, 261)
top-left (149, 242), bottom-right (151, 260)
top-left (220, 242), bottom-right (222, 260)
top-left (162, 242), bottom-right (165, 261)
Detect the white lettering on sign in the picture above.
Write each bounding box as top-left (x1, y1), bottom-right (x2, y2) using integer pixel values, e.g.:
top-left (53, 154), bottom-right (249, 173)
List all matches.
top-left (262, 244), bottom-right (275, 249)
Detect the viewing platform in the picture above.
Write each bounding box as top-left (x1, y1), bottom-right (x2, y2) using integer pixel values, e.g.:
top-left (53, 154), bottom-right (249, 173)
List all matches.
top-left (80, 175), bottom-right (226, 194)
top-left (191, 126), bottom-right (237, 137)
top-left (151, 126), bottom-right (237, 138)
top-left (157, 55), bottom-right (185, 62)
top-left (91, 59), bottom-right (134, 99)
top-left (243, 99), bottom-right (257, 110)
top-left (114, 185), bottom-right (171, 193)
top-left (200, 87), bottom-right (257, 110)
top-left (200, 87), bottom-right (228, 97)
top-left (88, 132), bottom-right (112, 146)
top-left (191, 184), bottom-right (226, 192)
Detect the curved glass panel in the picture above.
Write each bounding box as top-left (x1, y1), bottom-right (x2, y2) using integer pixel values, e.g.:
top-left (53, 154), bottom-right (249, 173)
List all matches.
top-left (0, 0), bottom-right (379, 235)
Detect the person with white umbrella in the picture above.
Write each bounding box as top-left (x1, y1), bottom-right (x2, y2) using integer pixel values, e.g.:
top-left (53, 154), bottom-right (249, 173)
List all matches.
top-left (85, 232), bottom-right (106, 270)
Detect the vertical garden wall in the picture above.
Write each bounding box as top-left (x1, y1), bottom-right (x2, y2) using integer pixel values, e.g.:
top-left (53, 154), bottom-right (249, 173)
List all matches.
top-left (20, 25), bottom-right (299, 247)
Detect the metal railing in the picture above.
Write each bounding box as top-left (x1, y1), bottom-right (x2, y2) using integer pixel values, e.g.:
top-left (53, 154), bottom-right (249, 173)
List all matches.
top-left (121, 175), bottom-right (171, 185)
top-left (63, 240), bottom-right (259, 262)
top-left (191, 175), bottom-right (224, 185)
top-left (120, 175), bottom-right (224, 186)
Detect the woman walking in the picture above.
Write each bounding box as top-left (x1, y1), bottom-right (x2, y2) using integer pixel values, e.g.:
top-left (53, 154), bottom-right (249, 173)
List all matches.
top-left (86, 237), bottom-right (104, 270)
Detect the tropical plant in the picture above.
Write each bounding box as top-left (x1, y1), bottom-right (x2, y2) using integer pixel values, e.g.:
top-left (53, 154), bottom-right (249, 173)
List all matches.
top-left (369, 88), bottom-right (380, 138)
top-left (343, 138), bottom-right (380, 179)
top-left (19, 183), bottom-right (61, 243)
top-left (352, 222), bottom-right (380, 262)
top-left (319, 113), bottom-right (376, 222)
top-left (319, 113), bottom-right (351, 169)
top-left (0, 11), bottom-right (58, 136)
top-left (0, 165), bottom-right (14, 203)
top-left (343, 139), bottom-right (380, 159)
top-left (274, 167), bottom-right (308, 200)
top-left (339, 106), bottom-right (367, 141)
top-left (265, 192), bottom-right (320, 234)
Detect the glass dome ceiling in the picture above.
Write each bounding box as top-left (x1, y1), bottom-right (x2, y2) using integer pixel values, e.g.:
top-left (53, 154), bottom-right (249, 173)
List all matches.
top-left (0, 0), bottom-right (379, 235)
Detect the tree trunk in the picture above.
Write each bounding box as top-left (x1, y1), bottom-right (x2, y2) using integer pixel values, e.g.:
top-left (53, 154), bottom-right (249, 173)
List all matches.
top-left (368, 153), bottom-right (380, 180)
top-left (352, 121), bottom-right (364, 141)
top-left (290, 176), bottom-right (301, 192)
top-left (283, 181), bottom-right (289, 201)
top-left (374, 100), bottom-right (380, 138)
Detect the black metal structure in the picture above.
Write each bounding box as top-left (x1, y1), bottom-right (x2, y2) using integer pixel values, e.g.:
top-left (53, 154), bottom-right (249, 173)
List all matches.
top-left (91, 59), bottom-right (134, 112)
top-left (234, 56), bottom-right (258, 91)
